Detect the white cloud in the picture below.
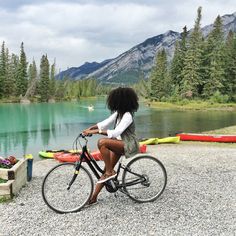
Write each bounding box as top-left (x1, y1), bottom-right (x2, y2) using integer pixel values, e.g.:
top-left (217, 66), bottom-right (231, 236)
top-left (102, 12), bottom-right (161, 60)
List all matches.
top-left (0, 1), bottom-right (235, 71)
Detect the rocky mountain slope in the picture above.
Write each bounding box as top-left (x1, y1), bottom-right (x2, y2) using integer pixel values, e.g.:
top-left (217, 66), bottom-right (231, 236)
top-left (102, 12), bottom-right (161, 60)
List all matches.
top-left (56, 59), bottom-right (112, 80)
top-left (57, 12), bottom-right (236, 84)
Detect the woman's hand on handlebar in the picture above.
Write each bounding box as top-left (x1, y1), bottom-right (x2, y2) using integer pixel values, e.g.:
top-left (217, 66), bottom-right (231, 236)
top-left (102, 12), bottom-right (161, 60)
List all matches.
top-left (82, 129), bottom-right (99, 136)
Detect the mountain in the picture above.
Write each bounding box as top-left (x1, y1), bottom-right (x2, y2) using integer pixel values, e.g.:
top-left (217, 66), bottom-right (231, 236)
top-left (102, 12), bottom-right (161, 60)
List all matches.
top-left (88, 30), bottom-right (180, 84)
top-left (56, 59), bottom-right (112, 80)
top-left (57, 12), bottom-right (236, 84)
top-left (201, 12), bottom-right (236, 37)
top-left (57, 30), bottom-right (179, 83)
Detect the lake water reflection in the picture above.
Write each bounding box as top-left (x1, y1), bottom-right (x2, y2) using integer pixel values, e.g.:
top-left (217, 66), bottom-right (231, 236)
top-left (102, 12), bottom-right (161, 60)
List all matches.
top-left (0, 98), bottom-right (235, 160)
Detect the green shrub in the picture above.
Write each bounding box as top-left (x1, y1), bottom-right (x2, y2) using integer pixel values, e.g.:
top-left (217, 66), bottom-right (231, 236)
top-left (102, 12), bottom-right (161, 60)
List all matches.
top-left (160, 96), bottom-right (167, 102)
top-left (168, 95), bottom-right (181, 103)
top-left (178, 99), bottom-right (189, 106)
top-left (210, 91), bottom-right (229, 103)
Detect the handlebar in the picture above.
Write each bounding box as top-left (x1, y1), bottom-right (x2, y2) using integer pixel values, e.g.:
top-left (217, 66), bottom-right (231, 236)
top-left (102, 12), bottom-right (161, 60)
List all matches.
top-left (73, 133), bottom-right (92, 150)
top-left (79, 133), bottom-right (93, 138)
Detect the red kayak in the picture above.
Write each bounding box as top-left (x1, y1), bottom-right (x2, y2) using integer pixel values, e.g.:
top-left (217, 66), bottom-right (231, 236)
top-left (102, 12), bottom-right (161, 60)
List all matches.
top-left (177, 133), bottom-right (236, 143)
top-left (54, 144), bottom-right (147, 162)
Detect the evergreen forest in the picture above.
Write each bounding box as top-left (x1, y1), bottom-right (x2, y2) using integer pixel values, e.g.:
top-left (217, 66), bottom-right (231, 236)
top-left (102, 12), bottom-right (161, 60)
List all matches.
top-left (149, 7), bottom-right (236, 103)
top-left (0, 42), bottom-right (108, 102)
top-left (0, 7), bottom-right (235, 103)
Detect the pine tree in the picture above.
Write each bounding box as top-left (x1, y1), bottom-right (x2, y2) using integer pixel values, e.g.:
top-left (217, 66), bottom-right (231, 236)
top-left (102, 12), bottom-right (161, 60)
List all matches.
top-left (203, 15), bottom-right (225, 97)
top-left (4, 48), bottom-right (11, 97)
top-left (55, 80), bottom-right (65, 100)
top-left (0, 42), bottom-right (6, 98)
top-left (181, 7), bottom-right (204, 98)
top-left (7, 54), bottom-right (18, 96)
top-left (86, 78), bottom-right (97, 96)
top-left (39, 55), bottom-right (50, 102)
top-left (149, 49), bottom-right (169, 100)
top-left (133, 75), bottom-right (150, 98)
top-left (25, 59), bottom-right (37, 98)
top-left (170, 26), bottom-right (188, 90)
top-left (224, 31), bottom-right (236, 101)
top-left (49, 61), bottom-right (56, 98)
top-left (149, 66), bottom-right (158, 100)
top-left (16, 42), bottom-right (28, 96)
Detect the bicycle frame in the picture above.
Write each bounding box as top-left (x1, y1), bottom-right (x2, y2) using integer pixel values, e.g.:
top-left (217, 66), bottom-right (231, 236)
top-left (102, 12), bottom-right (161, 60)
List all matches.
top-left (42, 134), bottom-right (167, 213)
top-left (67, 135), bottom-right (146, 192)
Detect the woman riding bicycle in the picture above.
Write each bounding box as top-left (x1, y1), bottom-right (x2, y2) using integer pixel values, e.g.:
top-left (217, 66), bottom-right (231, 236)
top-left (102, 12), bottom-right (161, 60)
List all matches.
top-left (83, 87), bottom-right (139, 205)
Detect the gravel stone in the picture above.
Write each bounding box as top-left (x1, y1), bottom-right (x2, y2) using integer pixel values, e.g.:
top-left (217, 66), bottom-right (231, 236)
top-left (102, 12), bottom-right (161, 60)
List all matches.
top-left (0, 143), bottom-right (235, 236)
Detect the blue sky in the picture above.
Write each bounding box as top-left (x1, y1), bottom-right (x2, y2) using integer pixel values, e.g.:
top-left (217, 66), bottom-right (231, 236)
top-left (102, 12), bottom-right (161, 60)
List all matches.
top-left (0, 0), bottom-right (235, 71)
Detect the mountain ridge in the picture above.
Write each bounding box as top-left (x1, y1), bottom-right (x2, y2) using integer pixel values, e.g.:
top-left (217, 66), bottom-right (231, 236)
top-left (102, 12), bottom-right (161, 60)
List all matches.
top-left (57, 12), bottom-right (236, 84)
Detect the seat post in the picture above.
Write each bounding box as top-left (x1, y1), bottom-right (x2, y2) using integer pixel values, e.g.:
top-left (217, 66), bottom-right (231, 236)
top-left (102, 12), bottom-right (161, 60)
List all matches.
top-left (119, 155), bottom-right (125, 164)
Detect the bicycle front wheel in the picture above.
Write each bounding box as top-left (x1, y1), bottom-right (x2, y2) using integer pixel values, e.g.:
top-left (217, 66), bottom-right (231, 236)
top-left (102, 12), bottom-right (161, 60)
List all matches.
top-left (122, 155), bottom-right (167, 203)
top-left (42, 163), bottom-right (94, 213)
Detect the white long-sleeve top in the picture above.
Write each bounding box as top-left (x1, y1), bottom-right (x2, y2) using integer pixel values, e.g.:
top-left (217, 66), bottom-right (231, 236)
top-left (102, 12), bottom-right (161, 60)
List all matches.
top-left (97, 111), bottom-right (133, 140)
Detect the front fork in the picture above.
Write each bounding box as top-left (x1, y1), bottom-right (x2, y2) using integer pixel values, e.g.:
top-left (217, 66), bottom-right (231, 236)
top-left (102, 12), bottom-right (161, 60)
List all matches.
top-left (67, 160), bottom-right (82, 190)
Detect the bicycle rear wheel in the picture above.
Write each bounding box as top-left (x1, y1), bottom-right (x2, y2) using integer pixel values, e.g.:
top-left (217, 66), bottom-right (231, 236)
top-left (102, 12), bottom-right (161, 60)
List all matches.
top-left (122, 154), bottom-right (167, 203)
top-left (42, 163), bottom-right (94, 213)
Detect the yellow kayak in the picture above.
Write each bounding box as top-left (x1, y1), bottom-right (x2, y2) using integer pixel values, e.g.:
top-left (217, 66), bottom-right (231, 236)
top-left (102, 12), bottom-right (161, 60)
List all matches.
top-left (158, 136), bottom-right (180, 144)
top-left (139, 138), bottom-right (157, 145)
top-left (139, 136), bottom-right (180, 145)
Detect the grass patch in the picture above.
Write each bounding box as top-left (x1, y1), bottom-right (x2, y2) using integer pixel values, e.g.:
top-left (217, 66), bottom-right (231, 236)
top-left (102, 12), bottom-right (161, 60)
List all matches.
top-left (0, 196), bottom-right (12, 203)
top-left (0, 178), bottom-right (7, 184)
top-left (148, 100), bottom-right (236, 111)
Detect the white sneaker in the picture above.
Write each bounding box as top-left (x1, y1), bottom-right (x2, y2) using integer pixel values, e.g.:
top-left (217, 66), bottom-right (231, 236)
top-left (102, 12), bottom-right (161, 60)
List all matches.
top-left (97, 173), bottom-right (117, 184)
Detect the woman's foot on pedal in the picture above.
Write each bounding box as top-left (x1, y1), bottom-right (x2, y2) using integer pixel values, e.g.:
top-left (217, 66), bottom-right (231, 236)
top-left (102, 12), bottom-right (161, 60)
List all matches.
top-left (97, 171), bottom-right (117, 184)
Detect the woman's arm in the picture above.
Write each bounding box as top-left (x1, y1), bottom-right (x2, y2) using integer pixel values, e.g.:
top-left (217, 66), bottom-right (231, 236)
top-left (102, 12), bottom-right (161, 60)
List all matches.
top-left (106, 112), bottom-right (133, 138)
top-left (84, 112), bottom-right (132, 137)
top-left (83, 112), bottom-right (117, 136)
top-left (97, 112), bottom-right (117, 130)
top-left (86, 124), bottom-right (98, 130)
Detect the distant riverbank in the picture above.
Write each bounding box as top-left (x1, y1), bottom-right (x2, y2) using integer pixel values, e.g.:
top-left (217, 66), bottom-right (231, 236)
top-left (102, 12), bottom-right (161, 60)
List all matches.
top-left (0, 97), bottom-right (19, 103)
top-left (2, 96), bottom-right (236, 112)
top-left (147, 100), bottom-right (236, 111)
top-left (0, 96), bottom-right (99, 104)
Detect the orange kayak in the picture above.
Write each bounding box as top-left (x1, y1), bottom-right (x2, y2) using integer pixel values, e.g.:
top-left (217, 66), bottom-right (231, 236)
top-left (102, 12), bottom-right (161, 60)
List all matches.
top-left (55, 144), bottom-right (147, 162)
top-left (54, 150), bottom-right (102, 162)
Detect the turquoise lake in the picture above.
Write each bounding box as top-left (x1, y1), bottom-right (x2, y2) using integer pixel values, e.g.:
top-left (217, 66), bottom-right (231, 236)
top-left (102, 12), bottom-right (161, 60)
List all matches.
top-left (0, 98), bottom-right (235, 161)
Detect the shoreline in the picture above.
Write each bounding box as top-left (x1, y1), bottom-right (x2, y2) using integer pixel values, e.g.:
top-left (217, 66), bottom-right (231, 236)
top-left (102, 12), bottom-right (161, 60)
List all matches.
top-left (0, 96), bottom-right (99, 104)
top-left (1, 97), bottom-right (236, 112)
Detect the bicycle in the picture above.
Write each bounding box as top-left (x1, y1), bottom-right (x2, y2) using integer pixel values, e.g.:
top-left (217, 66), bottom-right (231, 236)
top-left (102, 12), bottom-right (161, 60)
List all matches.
top-left (42, 133), bottom-right (167, 214)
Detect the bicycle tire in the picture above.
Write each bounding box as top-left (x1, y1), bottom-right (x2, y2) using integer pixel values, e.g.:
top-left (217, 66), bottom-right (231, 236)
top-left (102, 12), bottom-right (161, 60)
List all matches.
top-left (42, 163), bottom-right (94, 213)
top-left (122, 154), bottom-right (167, 203)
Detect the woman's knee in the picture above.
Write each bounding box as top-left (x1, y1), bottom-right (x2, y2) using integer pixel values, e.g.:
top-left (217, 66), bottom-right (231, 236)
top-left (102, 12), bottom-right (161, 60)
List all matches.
top-left (97, 138), bottom-right (109, 149)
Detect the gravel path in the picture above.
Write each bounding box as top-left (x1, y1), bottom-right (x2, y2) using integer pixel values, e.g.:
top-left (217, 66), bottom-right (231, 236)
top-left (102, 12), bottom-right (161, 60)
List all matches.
top-left (1, 143), bottom-right (236, 236)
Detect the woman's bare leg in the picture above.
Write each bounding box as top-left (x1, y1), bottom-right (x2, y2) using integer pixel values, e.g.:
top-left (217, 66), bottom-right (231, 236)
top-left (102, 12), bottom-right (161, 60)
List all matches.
top-left (98, 138), bottom-right (124, 175)
top-left (89, 148), bottom-right (122, 204)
